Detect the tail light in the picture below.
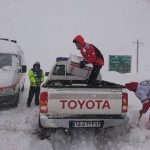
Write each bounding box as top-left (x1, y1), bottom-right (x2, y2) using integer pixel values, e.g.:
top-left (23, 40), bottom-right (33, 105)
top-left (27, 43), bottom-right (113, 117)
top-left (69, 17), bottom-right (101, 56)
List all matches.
top-left (39, 92), bottom-right (48, 113)
top-left (0, 84), bottom-right (16, 95)
top-left (122, 92), bottom-right (128, 113)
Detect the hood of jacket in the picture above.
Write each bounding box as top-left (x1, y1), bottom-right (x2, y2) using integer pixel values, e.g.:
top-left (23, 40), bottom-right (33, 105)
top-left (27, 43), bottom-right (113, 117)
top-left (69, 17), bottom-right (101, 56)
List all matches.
top-left (73, 35), bottom-right (86, 47)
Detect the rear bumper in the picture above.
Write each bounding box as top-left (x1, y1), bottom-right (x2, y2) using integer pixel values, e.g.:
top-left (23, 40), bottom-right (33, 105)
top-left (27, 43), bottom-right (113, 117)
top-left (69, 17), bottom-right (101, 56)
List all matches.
top-left (39, 113), bottom-right (129, 129)
top-left (0, 93), bottom-right (18, 106)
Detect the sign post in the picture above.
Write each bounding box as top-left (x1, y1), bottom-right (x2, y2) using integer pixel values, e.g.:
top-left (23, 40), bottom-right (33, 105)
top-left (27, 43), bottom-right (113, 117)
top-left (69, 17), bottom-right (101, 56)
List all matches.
top-left (133, 39), bottom-right (144, 73)
top-left (109, 55), bottom-right (132, 73)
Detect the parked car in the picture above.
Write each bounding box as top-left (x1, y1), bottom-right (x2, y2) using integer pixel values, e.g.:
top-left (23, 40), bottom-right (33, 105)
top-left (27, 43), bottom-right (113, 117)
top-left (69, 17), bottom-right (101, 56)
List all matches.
top-left (0, 38), bottom-right (27, 107)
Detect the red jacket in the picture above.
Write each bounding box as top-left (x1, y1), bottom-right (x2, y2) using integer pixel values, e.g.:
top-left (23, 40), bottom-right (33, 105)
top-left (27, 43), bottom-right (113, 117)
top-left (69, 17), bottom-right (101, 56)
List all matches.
top-left (73, 35), bottom-right (104, 66)
top-left (80, 43), bottom-right (104, 66)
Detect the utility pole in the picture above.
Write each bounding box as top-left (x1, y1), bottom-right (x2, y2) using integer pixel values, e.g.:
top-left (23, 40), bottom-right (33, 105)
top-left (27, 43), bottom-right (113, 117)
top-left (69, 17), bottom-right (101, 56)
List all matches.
top-left (133, 39), bottom-right (144, 72)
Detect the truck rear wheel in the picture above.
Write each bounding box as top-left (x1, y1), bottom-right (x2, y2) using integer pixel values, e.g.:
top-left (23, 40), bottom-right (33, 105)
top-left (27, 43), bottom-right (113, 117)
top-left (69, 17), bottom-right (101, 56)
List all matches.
top-left (38, 126), bottom-right (56, 140)
top-left (38, 115), bottom-right (56, 139)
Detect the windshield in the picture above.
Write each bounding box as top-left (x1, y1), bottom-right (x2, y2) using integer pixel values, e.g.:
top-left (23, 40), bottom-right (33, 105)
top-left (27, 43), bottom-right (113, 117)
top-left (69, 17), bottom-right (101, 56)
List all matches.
top-left (0, 53), bottom-right (12, 68)
top-left (53, 65), bottom-right (65, 75)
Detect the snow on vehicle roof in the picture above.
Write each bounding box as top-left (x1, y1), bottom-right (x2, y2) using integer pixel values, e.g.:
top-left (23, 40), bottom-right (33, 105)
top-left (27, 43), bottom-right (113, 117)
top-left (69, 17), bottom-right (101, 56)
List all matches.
top-left (56, 57), bottom-right (69, 62)
top-left (0, 40), bottom-right (22, 55)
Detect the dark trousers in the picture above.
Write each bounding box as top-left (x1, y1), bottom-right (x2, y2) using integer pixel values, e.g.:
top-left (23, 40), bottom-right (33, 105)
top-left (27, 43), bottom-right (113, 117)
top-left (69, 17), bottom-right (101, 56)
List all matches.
top-left (27, 86), bottom-right (40, 106)
top-left (89, 65), bottom-right (102, 82)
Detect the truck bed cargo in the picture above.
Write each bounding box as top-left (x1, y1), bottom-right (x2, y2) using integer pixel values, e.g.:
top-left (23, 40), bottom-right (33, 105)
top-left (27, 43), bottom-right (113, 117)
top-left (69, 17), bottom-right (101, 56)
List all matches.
top-left (66, 54), bottom-right (93, 79)
top-left (42, 80), bottom-right (125, 88)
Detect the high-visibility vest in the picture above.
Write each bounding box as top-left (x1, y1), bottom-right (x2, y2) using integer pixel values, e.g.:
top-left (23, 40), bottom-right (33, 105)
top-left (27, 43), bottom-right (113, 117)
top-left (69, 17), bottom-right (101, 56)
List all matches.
top-left (28, 68), bottom-right (44, 86)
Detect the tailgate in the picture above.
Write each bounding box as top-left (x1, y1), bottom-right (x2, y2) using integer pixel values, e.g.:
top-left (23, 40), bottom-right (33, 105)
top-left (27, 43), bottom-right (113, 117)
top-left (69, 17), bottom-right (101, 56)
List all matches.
top-left (47, 88), bottom-right (123, 115)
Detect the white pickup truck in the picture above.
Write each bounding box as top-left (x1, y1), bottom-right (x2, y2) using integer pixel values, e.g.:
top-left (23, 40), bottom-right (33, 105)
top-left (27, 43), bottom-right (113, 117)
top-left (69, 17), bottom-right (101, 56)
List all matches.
top-left (39, 57), bottom-right (129, 130)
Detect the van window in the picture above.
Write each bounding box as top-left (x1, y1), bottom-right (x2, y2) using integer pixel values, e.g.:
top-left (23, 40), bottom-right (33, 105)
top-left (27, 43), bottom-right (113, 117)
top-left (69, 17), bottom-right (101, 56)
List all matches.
top-left (12, 55), bottom-right (19, 69)
top-left (0, 53), bottom-right (12, 68)
top-left (17, 55), bottom-right (21, 67)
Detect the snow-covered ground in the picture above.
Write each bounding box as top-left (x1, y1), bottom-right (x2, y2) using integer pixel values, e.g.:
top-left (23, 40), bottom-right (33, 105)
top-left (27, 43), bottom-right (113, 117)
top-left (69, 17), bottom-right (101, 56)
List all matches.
top-left (0, 73), bottom-right (150, 150)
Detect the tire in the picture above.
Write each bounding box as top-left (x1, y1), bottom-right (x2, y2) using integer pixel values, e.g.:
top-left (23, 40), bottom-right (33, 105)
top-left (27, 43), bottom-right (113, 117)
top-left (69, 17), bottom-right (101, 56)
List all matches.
top-left (38, 117), bottom-right (49, 139)
top-left (13, 92), bottom-right (20, 107)
top-left (38, 115), bottom-right (56, 139)
top-left (21, 84), bottom-right (24, 92)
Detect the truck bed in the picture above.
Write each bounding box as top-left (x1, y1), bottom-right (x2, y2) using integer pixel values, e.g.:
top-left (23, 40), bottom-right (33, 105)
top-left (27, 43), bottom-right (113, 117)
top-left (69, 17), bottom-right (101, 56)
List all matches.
top-left (39, 80), bottom-right (128, 129)
top-left (42, 80), bottom-right (125, 89)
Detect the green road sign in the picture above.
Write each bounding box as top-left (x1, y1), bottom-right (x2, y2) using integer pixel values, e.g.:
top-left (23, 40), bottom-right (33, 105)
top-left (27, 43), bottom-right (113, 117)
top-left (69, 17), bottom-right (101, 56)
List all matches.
top-left (109, 55), bottom-right (132, 73)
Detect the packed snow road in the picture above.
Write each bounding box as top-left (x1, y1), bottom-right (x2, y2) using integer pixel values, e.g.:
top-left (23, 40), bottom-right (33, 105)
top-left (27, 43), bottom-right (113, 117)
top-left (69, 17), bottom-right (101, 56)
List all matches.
top-left (0, 86), bottom-right (150, 150)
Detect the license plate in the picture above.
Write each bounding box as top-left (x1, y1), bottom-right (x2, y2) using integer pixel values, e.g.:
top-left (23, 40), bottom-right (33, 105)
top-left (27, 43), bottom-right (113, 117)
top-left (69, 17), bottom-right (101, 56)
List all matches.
top-left (69, 121), bottom-right (104, 128)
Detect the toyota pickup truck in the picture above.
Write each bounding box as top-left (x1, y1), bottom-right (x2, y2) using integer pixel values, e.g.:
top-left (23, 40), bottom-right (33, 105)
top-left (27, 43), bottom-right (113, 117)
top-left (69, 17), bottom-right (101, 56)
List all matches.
top-left (38, 57), bottom-right (129, 130)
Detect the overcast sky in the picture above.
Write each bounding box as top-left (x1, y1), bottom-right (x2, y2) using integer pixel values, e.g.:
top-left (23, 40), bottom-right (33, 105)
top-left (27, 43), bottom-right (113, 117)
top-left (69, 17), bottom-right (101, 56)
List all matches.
top-left (0, 0), bottom-right (150, 75)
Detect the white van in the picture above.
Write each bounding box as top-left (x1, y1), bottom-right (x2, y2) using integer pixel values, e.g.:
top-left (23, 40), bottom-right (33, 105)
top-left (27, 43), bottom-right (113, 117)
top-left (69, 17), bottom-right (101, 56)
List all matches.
top-left (0, 39), bottom-right (27, 107)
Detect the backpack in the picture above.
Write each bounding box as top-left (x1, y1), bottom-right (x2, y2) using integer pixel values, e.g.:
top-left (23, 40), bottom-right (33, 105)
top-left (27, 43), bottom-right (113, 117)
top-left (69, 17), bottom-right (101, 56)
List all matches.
top-left (93, 45), bottom-right (104, 59)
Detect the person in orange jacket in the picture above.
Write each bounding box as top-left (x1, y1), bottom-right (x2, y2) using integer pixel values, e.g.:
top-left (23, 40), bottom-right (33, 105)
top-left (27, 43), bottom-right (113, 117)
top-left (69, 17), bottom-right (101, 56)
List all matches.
top-left (125, 81), bottom-right (150, 120)
top-left (73, 35), bottom-right (104, 84)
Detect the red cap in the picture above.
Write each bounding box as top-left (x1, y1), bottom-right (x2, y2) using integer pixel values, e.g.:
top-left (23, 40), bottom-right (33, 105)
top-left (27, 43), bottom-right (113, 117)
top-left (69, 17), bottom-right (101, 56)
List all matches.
top-left (125, 82), bottom-right (138, 92)
top-left (73, 35), bottom-right (85, 46)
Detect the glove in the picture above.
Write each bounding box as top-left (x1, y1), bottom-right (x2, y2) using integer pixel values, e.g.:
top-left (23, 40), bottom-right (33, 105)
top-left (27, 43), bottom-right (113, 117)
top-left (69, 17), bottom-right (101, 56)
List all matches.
top-left (139, 109), bottom-right (144, 115)
top-left (141, 100), bottom-right (150, 113)
top-left (36, 80), bottom-right (42, 86)
top-left (138, 109), bottom-right (144, 121)
top-left (79, 59), bottom-right (88, 68)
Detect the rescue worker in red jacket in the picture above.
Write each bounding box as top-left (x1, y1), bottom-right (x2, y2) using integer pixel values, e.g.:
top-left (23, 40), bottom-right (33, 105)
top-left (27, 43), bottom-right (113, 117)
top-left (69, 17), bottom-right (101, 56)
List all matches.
top-left (73, 35), bottom-right (104, 84)
top-left (125, 81), bottom-right (150, 118)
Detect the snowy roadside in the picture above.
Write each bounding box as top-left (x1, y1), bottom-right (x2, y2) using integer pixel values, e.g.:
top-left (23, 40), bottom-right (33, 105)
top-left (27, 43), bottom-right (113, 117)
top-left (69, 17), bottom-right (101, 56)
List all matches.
top-left (0, 84), bottom-right (150, 150)
top-left (0, 86), bottom-right (53, 150)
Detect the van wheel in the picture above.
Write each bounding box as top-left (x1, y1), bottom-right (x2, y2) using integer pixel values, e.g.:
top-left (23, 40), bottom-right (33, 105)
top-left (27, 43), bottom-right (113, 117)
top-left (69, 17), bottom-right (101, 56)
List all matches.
top-left (13, 92), bottom-right (20, 107)
top-left (21, 84), bottom-right (24, 92)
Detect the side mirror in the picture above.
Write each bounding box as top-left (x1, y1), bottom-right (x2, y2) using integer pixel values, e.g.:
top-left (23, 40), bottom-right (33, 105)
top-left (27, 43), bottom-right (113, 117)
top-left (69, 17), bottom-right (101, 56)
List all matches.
top-left (22, 65), bottom-right (27, 73)
top-left (45, 72), bottom-right (49, 76)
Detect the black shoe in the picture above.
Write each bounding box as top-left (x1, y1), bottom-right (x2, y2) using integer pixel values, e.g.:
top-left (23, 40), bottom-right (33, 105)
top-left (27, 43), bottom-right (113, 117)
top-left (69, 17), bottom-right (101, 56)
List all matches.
top-left (27, 103), bottom-right (30, 107)
top-left (34, 99), bottom-right (39, 105)
top-left (35, 101), bottom-right (39, 105)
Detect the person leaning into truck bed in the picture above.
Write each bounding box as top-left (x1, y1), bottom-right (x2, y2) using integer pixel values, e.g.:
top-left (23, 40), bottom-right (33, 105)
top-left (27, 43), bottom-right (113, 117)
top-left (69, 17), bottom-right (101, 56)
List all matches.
top-left (27, 62), bottom-right (44, 107)
top-left (73, 35), bottom-right (104, 84)
top-left (125, 80), bottom-right (150, 119)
